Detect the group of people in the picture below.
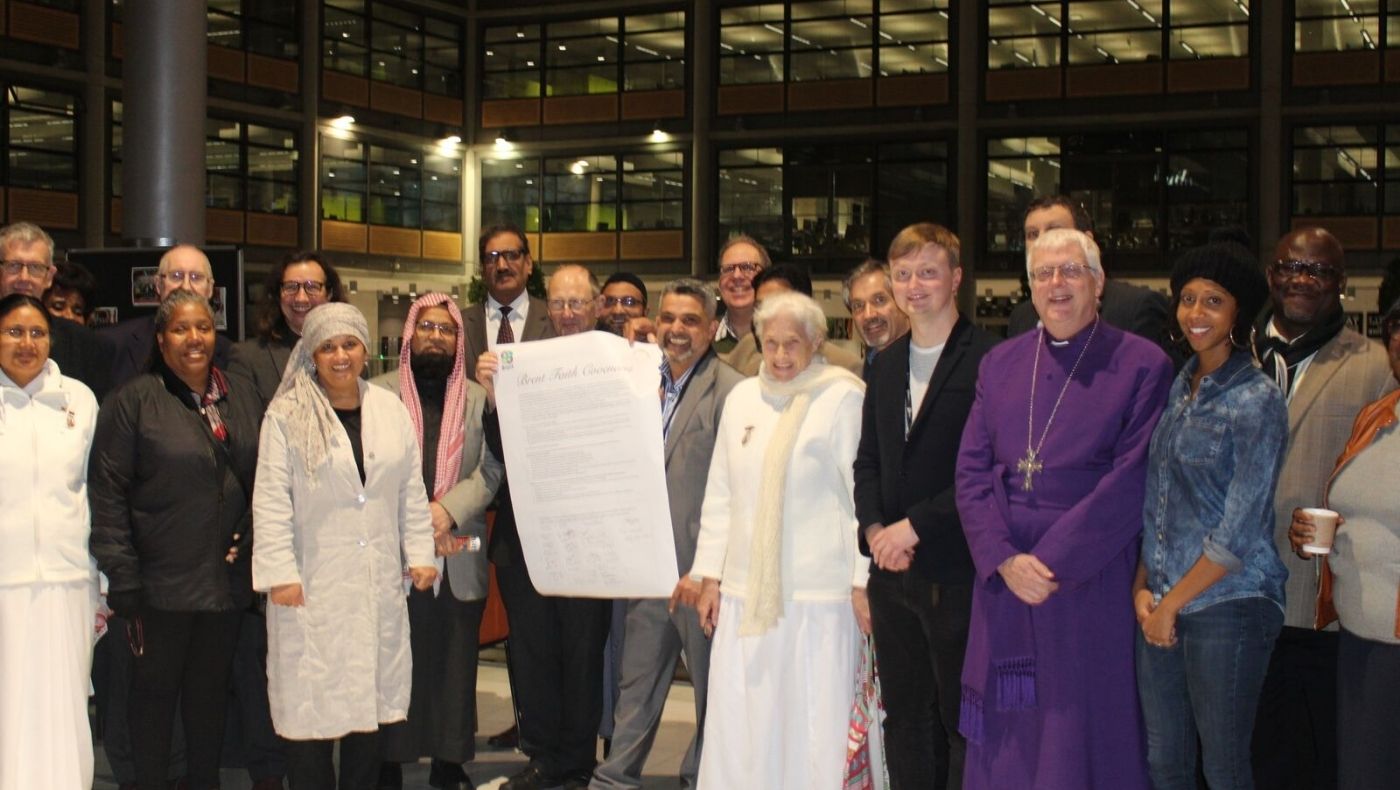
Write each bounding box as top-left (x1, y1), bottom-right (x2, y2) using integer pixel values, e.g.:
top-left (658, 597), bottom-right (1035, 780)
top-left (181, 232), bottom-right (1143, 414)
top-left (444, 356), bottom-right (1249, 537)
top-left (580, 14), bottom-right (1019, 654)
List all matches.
top-left (0, 198), bottom-right (1396, 790)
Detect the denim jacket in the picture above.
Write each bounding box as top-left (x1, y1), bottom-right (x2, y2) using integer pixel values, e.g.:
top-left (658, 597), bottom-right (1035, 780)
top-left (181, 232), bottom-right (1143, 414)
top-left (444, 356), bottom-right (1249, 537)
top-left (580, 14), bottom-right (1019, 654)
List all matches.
top-left (1142, 350), bottom-right (1290, 615)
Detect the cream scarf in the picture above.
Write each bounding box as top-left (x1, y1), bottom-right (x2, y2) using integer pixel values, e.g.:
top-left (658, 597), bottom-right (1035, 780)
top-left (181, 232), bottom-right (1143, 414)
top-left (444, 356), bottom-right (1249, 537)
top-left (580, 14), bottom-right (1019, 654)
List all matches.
top-left (742, 358), bottom-right (864, 636)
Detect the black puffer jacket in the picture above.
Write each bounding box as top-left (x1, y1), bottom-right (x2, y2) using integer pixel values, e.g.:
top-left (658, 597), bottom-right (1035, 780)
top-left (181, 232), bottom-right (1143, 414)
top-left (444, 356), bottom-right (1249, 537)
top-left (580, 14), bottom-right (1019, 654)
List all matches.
top-left (89, 367), bottom-right (261, 612)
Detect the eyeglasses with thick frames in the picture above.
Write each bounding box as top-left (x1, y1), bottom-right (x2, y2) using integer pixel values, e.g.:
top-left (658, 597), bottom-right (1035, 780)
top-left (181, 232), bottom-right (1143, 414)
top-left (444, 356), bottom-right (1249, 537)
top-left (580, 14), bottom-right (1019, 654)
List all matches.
top-left (719, 261), bottom-right (762, 278)
top-left (1270, 259), bottom-right (1341, 283)
top-left (280, 280), bottom-right (327, 296)
top-left (1, 261), bottom-right (53, 278)
top-left (416, 319), bottom-right (458, 337)
top-left (603, 295), bottom-right (643, 308)
top-left (484, 249), bottom-right (527, 266)
top-left (1030, 262), bottom-right (1092, 283)
top-left (159, 270), bottom-right (209, 286)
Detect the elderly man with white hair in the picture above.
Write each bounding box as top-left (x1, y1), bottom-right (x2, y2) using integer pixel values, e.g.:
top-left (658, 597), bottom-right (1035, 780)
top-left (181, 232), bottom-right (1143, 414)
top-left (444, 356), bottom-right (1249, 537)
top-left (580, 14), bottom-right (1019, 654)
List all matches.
top-left (954, 228), bottom-right (1173, 789)
top-left (688, 290), bottom-right (869, 790)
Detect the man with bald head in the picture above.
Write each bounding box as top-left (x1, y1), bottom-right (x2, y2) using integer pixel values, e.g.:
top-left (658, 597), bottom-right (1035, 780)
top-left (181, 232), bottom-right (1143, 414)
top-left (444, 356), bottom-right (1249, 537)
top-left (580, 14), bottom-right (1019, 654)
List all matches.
top-left (547, 265), bottom-right (602, 336)
top-left (1250, 227), bottom-right (1396, 790)
top-left (104, 243), bottom-right (233, 388)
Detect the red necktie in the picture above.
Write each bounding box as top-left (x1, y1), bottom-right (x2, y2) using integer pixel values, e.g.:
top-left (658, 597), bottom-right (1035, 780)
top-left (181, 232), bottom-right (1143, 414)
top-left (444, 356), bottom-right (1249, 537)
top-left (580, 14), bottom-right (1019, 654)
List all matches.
top-left (496, 305), bottom-right (515, 345)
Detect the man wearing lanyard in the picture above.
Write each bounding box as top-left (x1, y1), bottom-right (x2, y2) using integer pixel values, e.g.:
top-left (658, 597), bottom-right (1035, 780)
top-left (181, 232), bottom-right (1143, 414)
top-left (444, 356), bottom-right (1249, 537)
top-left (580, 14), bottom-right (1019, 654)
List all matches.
top-left (590, 279), bottom-right (743, 790)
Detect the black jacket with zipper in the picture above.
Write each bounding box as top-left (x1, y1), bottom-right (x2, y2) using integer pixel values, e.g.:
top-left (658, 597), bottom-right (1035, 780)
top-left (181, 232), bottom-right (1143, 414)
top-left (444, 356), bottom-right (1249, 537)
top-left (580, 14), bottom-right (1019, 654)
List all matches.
top-left (89, 366), bottom-right (262, 612)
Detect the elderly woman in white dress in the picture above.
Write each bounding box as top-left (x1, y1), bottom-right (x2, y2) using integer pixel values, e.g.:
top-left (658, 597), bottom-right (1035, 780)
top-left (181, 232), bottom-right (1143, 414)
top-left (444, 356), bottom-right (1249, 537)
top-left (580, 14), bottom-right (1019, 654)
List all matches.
top-left (0, 294), bottom-right (99, 789)
top-left (252, 302), bottom-right (437, 790)
top-left (689, 290), bottom-right (870, 790)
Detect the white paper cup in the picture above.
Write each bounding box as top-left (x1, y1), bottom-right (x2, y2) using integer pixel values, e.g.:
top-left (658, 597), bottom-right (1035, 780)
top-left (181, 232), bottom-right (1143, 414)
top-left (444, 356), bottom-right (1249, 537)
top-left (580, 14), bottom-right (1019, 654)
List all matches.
top-left (1301, 508), bottom-right (1340, 555)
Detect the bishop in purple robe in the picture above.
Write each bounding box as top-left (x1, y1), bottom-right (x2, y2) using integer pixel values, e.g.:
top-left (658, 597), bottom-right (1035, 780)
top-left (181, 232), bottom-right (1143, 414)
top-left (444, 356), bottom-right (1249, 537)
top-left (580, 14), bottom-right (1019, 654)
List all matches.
top-left (954, 228), bottom-right (1173, 789)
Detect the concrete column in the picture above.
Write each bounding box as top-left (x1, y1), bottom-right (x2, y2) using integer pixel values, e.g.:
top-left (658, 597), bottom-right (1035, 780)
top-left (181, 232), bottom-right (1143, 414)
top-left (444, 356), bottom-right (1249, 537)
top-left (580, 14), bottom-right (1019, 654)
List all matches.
top-left (120, 0), bottom-right (206, 246)
top-left (689, 0), bottom-right (715, 276)
top-left (955, 0), bottom-right (980, 314)
top-left (300, 0), bottom-right (321, 250)
top-left (1257, 0), bottom-right (1285, 252)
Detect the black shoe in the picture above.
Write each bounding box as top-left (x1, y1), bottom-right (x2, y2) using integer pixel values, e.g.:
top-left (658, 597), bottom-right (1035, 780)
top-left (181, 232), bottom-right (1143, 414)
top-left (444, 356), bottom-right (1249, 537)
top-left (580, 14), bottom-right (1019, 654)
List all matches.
top-left (561, 771), bottom-right (593, 790)
top-left (377, 761), bottom-right (403, 790)
top-left (428, 759), bottom-right (473, 790)
top-left (488, 724), bottom-right (520, 749)
top-left (501, 764), bottom-right (558, 790)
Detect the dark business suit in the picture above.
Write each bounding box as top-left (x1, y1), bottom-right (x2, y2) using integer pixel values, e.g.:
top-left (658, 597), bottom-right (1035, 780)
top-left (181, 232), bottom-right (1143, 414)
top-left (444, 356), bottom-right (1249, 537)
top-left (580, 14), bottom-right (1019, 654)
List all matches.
top-left (460, 296), bottom-right (554, 385)
top-left (49, 316), bottom-right (112, 402)
top-left (1008, 278), bottom-right (1180, 366)
top-left (853, 316), bottom-right (998, 790)
top-left (227, 336), bottom-right (295, 409)
top-left (591, 350), bottom-right (744, 790)
top-left (103, 316), bottom-right (233, 391)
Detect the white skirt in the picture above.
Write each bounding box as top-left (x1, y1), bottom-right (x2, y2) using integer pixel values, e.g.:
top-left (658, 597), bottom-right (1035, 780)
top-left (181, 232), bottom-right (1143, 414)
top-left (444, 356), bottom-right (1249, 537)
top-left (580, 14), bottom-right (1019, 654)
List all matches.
top-left (0, 580), bottom-right (96, 790)
top-left (697, 594), bottom-right (859, 790)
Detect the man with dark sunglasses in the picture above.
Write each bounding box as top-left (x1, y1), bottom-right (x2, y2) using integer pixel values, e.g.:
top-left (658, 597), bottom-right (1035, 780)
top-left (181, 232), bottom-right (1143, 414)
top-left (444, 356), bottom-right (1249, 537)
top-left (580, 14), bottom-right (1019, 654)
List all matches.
top-left (1250, 226), bottom-right (1396, 790)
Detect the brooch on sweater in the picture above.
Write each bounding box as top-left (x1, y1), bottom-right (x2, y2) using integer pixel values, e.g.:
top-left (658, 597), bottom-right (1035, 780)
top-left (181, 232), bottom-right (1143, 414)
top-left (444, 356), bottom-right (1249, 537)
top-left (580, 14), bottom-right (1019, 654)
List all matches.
top-left (67, 409), bottom-right (75, 429)
top-left (742, 425), bottom-right (754, 446)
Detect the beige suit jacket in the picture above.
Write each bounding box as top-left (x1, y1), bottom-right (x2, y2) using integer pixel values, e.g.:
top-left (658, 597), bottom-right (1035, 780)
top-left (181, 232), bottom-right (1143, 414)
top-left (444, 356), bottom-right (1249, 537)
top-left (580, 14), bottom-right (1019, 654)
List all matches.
top-left (1274, 327), bottom-right (1396, 628)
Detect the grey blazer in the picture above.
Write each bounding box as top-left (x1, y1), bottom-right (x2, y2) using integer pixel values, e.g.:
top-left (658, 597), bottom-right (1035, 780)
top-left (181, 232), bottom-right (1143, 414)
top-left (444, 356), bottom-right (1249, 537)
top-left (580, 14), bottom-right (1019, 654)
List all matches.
top-left (1272, 327), bottom-right (1397, 628)
top-left (369, 371), bottom-right (504, 602)
top-left (227, 336), bottom-right (295, 409)
top-left (664, 351), bottom-right (745, 574)
top-left (460, 297), bottom-right (555, 381)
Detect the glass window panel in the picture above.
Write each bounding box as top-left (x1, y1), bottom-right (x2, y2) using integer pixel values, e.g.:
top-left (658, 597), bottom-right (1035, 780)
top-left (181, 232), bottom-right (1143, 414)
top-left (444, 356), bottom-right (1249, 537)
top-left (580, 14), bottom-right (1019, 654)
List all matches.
top-left (248, 147), bottom-right (298, 182)
top-left (207, 173), bottom-right (243, 209)
top-left (1169, 129), bottom-right (1248, 149)
top-left (547, 18), bottom-right (619, 38)
top-left (880, 43), bottom-right (949, 73)
top-left (248, 0), bottom-right (296, 26)
top-left (425, 35), bottom-right (459, 68)
top-left (372, 3), bottom-right (420, 30)
top-left (1068, 32), bottom-right (1159, 64)
top-left (721, 4), bottom-right (786, 25)
top-left (791, 0), bottom-right (873, 21)
top-left (9, 86), bottom-right (75, 114)
top-left (988, 5), bottom-right (1064, 38)
top-left (483, 41), bottom-right (541, 72)
top-left (1292, 183), bottom-right (1378, 215)
top-left (1171, 0), bottom-right (1250, 25)
top-left (720, 22), bottom-right (786, 53)
top-left (718, 151), bottom-right (784, 257)
top-left (324, 40), bottom-right (368, 74)
top-left (877, 158), bottom-right (950, 254)
top-left (1295, 17), bottom-right (1380, 52)
top-left (484, 73), bottom-right (542, 98)
top-left (791, 49), bottom-right (874, 80)
top-left (7, 150), bottom-right (77, 191)
top-left (1389, 15), bottom-right (1400, 47)
top-left (247, 19), bottom-right (298, 58)
top-left (322, 186), bottom-right (363, 222)
top-left (371, 53), bottom-right (418, 86)
top-left (546, 66), bottom-right (618, 96)
top-left (369, 195), bottom-right (419, 227)
top-left (247, 124), bottom-right (295, 149)
top-left (1294, 126), bottom-right (1378, 147)
top-left (247, 178), bottom-right (298, 214)
top-left (1170, 24), bottom-right (1248, 59)
top-left (481, 157), bottom-right (541, 232)
top-left (626, 12), bottom-right (685, 33)
top-left (791, 18), bottom-right (874, 49)
top-left (486, 24), bottom-right (540, 43)
top-left (1066, 1), bottom-right (1164, 32)
top-left (1295, 0), bottom-right (1379, 14)
top-left (986, 137), bottom-right (1062, 254)
top-left (1293, 147), bottom-right (1380, 181)
top-left (371, 23), bottom-right (421, 57)
top-left (621, 169), bottom-right (684, 202)
top-left (989, 36), bottom-right (1061, 68)
top-left (622, 201), bottom-right (683, 230)
top-left (720, 53), bottom-right (785, 84)
top-left (206, 141), bottom-right (241, 175)
top-left (8, 110), bottom-right (75, 153)
top-left (424, 201), bottom-right (459, 232)
top-left (208, 11), bottom-right (242, 49)
top-left (325, 7), bottom-right (366, 48)
top-left (325, 0), bottom-right (364, 11)
top-left (322, 136), bottom-right (364, 160)
top-left (626, 61), bottom-right (685, 90)
top-left (880, 12), bottom-right (949, 42)
top-left (882, 0), bottom-right (950, 11)
top-left (547, 35), bottom-right (617, 68)
top-left (624, 30), bottom-right (685, 61)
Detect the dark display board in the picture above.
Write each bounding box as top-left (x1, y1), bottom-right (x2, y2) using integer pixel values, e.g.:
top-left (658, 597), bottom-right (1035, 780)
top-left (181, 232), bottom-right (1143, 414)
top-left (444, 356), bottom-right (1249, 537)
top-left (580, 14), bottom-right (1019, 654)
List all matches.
top-left (66, 246), bottom-right (245, 340)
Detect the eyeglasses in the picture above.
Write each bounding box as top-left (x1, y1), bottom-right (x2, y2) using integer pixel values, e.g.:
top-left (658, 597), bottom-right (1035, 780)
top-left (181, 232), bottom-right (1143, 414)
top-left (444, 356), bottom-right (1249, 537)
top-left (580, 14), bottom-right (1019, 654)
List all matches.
top-left (280, 280), bottom-right (327, 296)
top-left (484, 249), bottom-right (526, 266)
top-left (1, 261), bottom-right (53, 278)
top-left (547, 298), bottom-right (594, 313)
top-left (1030, 262), bottom-right (1092, 283)
top-left (160, 270), bottom-right (209, 286)
top-left (603, 295), bottom-right (643, 308)
top-left (719, 261), bottom-right (762, 278)
top-left (1, 326), bottom-right (49, 341)
top-left (416, 319), bottom-right (458, 337)
top-left (1270, 259), bottom-right (1341, 283)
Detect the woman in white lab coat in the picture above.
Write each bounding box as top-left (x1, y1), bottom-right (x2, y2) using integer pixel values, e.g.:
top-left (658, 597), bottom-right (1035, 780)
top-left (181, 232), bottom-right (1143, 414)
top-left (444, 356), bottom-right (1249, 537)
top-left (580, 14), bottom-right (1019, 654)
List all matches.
top-left (252, 302), bottom-right (437, 790)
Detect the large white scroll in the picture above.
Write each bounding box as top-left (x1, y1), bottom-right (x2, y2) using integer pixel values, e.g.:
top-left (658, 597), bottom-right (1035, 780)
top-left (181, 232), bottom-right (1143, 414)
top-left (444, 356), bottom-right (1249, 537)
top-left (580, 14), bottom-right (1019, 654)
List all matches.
top-left (493, 331), bottom-right (678, 597)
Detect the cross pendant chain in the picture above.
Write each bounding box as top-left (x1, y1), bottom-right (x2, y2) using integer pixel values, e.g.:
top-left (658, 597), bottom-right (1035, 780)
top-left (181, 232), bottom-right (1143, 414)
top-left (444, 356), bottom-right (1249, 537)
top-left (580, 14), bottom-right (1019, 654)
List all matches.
top-left (1018, 449), bottom-right (1043, 492)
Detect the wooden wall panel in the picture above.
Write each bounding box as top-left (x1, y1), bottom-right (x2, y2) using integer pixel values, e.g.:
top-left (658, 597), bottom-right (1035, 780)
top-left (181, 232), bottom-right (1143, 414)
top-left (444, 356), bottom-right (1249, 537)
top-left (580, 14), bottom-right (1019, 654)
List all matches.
top-left (8, 2), bottom-right (79, 49)
top-left (1293, 52), bottom-right (1379, 87)
top-left (877, 74), bottom-right (949, 107)
top-left (7, 188), bottom-right (78, 229)
top-left (1290, 216), bottom-right (1377, 250)
top-left (205, 208), bottom-right (245, 244)
top-left (423, 94), bottom-right (465, 126)
top-left (422, 230), bottom-right (463, 261)
top-left (1066, 63), bottom-right (1162, 98)
top-left (788, 78), bottom-right (872, 111)
top-left (542, 94), bottom-right (618, 125)
top-left (321, 219), bottom-right (368, 253)
top-left (368, 225), bottom-right (422, 258)
top-left (246, 213), bottom-right (298, 247)
top-left (247, 54), bottom-right (298, 93)
top-left (620, 230), bottom-right (683, 260)
top-left (621, 90), bottom-right (685, 120)
top-left (110, 197), bottom-right (122, 235)
top-left (110, 21), bottom-right (122, 59)
top-left (480, 98), bottom-right (541, 128)
top-left (1, 1), bottom-right (7, 36)
top-left (1386, 52), bottom-right (1400, 83)
top-left (1383, 217), bottom-right (1400, 250)
top-left (539, 232), bottom-right (616, 262)
top-left (986, 68), bottom-right (1061, 102)
top-left (1168, 57), bottom-right (1250, 93)
top-left (207, 44), bottom-right (245, 83)
top-left (371, 82), bottom-right (424, 119)
top-left (323, 71), bottom-right (370, 107)
top-left (716, 83), bottom-right (784, 115)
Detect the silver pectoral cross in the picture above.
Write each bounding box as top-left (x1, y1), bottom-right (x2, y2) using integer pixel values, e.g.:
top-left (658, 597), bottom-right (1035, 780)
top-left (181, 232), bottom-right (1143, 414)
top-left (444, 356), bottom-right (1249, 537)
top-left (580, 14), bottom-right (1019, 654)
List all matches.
top-left (1017, 448), bottom-right (1043, 492)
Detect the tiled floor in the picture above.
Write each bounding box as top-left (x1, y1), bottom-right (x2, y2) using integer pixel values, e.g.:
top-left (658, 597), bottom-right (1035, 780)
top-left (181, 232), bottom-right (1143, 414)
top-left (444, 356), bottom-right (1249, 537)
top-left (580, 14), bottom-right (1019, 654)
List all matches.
top-left (93, 661), bottom-right (696, 789)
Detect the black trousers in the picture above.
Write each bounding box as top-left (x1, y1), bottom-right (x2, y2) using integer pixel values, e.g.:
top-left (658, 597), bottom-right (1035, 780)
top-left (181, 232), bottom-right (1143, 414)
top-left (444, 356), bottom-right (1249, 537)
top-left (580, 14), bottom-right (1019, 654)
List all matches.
top-left (866, 570), bottom-right (971, 790)
top-left (128, 608), bottom-right (242, 790)
top-left (497, 561), bottom-right (611, 780)
top-left (381, 565), bottom-right (486, 765)
top-left (1252, 626), bottom-right (1338, 790)
top-left (1337, 628), bottom-right (1400, 790)
top-left (223, 607), bottom-right (286, 780)
top-left (284, 730), bottom-right (380, 790)
top-left (93, 613), bottom-right (187, 784)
